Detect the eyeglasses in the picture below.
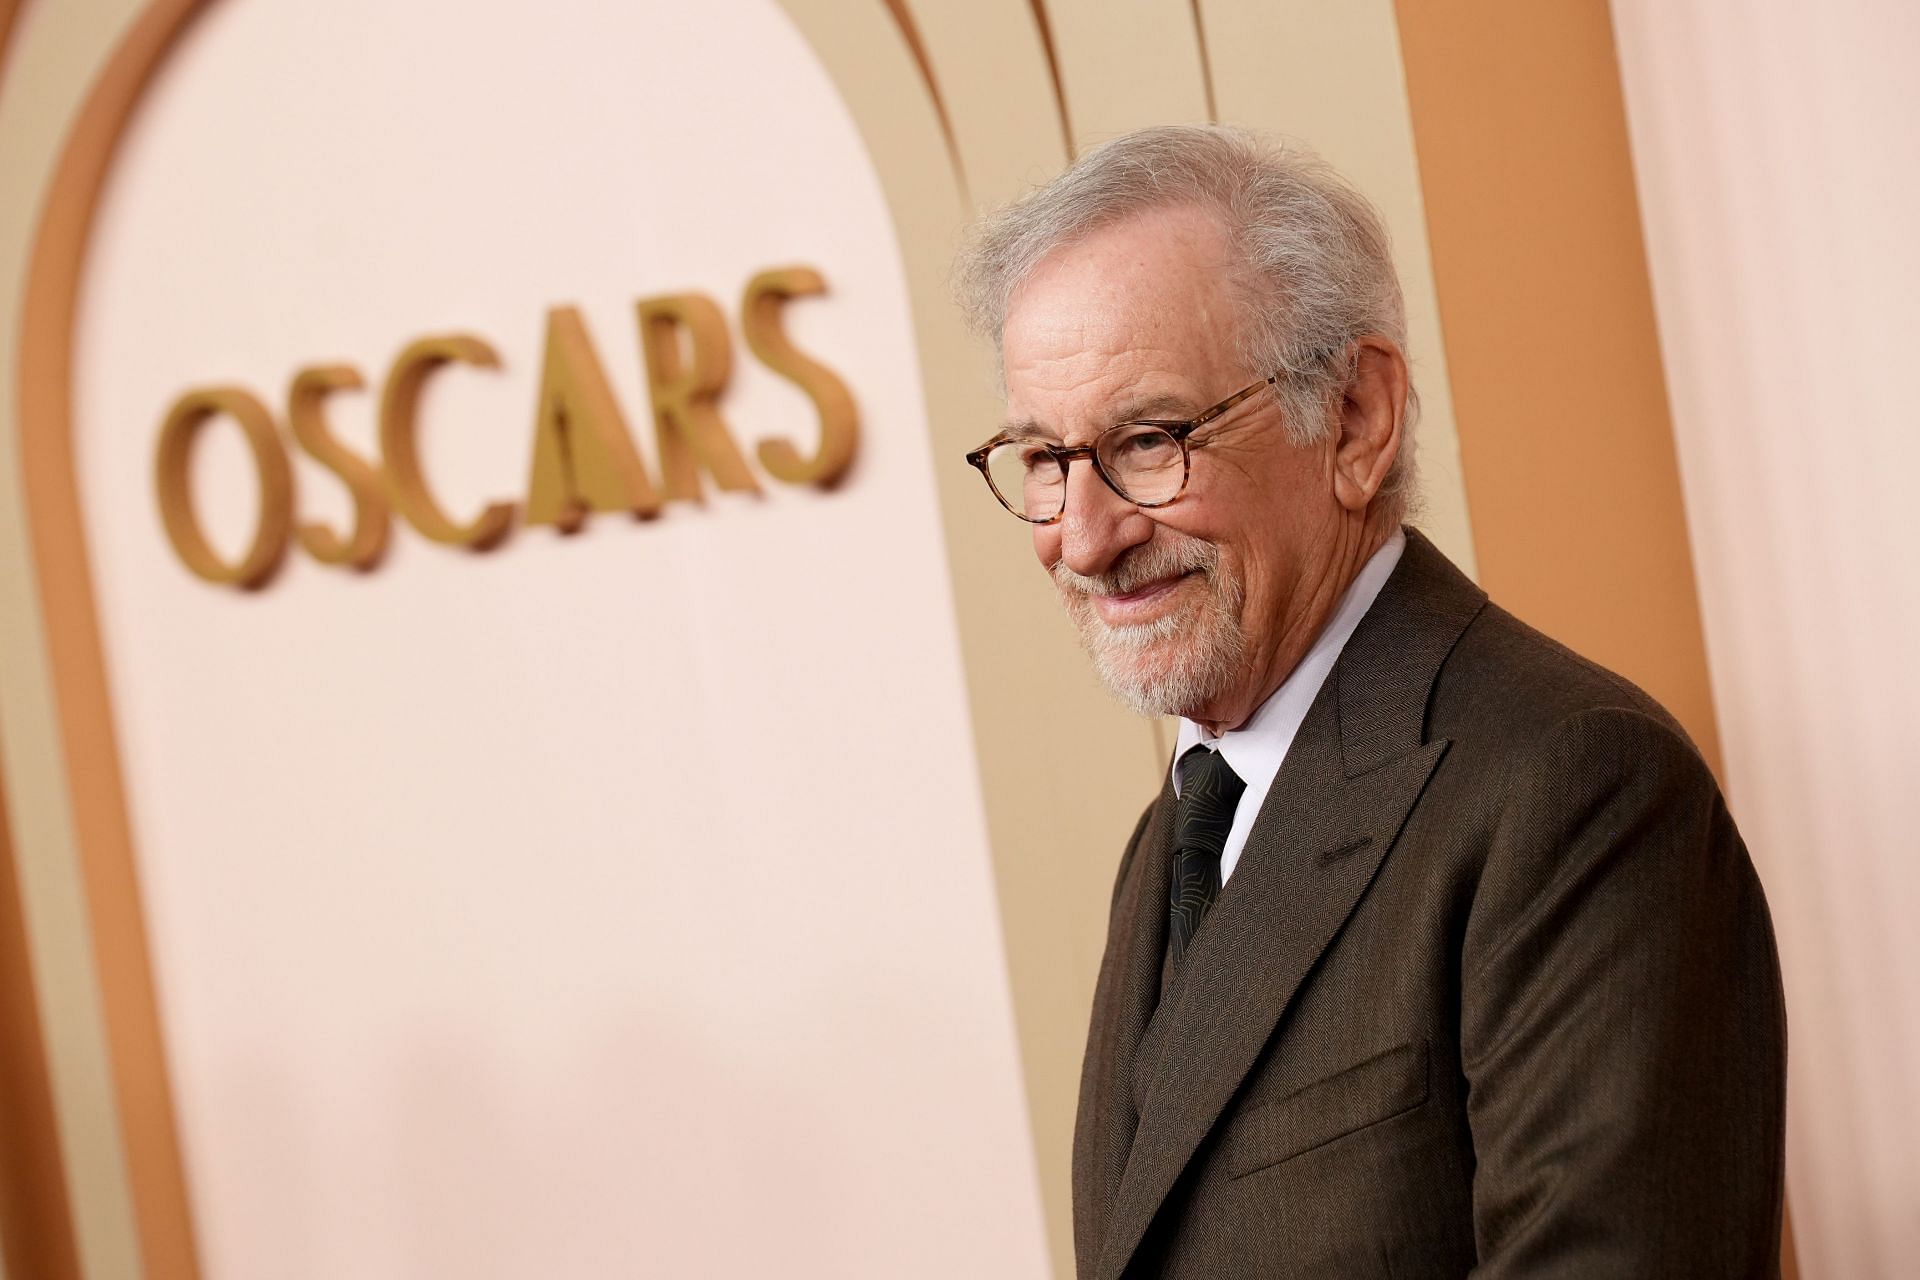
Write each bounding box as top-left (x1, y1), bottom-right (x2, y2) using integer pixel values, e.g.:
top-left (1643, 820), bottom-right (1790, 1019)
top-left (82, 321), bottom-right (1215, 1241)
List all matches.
top-left (963, 374), bottom-right (1282, 524)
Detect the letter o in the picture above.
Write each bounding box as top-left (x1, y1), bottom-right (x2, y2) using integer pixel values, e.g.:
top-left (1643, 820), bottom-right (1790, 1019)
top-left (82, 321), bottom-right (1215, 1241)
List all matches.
top-left (154, 386), bottom-right (294, 589)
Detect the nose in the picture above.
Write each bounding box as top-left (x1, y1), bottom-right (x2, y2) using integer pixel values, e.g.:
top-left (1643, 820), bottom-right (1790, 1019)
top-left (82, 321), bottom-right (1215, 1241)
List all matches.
top-left (1051, 457), bottom-right (1153, 577)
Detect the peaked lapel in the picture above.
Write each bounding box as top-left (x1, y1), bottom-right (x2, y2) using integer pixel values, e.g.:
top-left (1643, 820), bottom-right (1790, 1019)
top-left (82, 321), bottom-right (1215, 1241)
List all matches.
top-left (1093, 531), bottom-right (1486, 1280)
top-left (1074, 780), bottom-right (1175, 1270)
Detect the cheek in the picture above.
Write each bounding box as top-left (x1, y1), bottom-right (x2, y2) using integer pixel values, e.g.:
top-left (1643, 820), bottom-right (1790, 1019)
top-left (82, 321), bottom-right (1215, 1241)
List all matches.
top-left (1237, 537), bottom-right (1313, 622)
top-left (1203, 524), bottom-right (1280, 608)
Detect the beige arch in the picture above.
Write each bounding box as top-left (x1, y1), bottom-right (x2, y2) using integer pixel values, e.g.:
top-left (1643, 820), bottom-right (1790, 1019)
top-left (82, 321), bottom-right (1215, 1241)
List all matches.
top-left (5, 2), bottom-right (1148, 1275)
top-left (1043, 0), bottom-right (1214, 146)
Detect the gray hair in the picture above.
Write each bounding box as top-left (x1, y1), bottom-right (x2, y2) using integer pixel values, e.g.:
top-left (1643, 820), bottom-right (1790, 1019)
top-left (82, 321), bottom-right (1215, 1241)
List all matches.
top-left (954, 124), bottom-right (1419, 512)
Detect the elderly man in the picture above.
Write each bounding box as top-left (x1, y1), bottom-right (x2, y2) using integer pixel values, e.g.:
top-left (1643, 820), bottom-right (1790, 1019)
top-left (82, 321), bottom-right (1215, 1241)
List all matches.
top-left (957, 126), bottom-right (1785, 1279)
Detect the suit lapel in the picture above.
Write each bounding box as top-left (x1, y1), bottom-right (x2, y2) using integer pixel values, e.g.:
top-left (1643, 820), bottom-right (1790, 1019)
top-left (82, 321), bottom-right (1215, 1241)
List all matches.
top-left (1073, 780), bottom-right (1175, 1270)
top-left (1094, 530), bottom-right (1486, 1280)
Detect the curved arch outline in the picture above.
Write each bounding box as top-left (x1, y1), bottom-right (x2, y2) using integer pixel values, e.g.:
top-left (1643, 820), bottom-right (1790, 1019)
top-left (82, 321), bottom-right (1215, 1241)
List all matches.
top-left (11, 2), bottom-right (1136, 1275)
top-left (17, 1), bottom-right (217, 1271)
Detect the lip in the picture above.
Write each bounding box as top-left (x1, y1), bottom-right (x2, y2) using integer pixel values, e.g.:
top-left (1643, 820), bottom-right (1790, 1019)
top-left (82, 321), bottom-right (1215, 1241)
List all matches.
top-left (1092, 571), bottom-right (1196, 626)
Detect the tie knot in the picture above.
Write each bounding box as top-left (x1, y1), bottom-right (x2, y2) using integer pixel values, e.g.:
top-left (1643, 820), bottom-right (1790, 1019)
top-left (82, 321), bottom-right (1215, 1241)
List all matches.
top-left (1177, 745), bottom-right (1245, 816)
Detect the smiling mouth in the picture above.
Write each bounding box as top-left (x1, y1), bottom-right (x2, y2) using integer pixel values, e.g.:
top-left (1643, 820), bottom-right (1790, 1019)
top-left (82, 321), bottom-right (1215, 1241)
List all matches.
top-left (1091, 570), bottom-right (1198, 626)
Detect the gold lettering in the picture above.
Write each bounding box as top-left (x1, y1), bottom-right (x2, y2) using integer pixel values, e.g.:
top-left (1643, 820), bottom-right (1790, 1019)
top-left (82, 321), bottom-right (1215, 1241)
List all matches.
top-left (379, 335), bottom-right (516, 550)
top-left (288, 364), bottom-right (390, 569)
top-left (741, 267), bottom-right (859, 487)
top-left (525, 306), bottom-right (661, 532)
top-left (153, 386), bottom-right (294, 589)
top-left (636, 293), bottom-right (759, 503)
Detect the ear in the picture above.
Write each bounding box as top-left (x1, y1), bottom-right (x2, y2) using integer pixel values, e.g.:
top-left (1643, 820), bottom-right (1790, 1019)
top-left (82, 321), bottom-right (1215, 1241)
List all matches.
top-left (1330, 336), bottom-right (1407, 513)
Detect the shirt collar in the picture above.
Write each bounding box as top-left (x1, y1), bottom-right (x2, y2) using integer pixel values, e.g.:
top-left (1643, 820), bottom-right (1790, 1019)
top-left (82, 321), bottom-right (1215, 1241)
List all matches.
top-left (1173, 530), bottom-right (1406, 794)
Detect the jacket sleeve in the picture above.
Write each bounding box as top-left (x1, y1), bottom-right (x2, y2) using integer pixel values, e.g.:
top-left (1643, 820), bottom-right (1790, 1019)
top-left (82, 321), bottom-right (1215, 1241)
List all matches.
top-left (1460, 706), bottom-right (1787, 1277)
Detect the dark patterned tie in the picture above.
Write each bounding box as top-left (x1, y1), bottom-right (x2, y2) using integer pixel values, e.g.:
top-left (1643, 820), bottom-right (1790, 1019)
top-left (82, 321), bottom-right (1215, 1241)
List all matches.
top-left (1169, 745), bottom-right (1245, 968)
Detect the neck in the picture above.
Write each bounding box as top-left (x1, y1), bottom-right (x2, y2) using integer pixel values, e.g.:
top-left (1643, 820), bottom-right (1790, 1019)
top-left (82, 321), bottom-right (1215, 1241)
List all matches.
top-left (1187, 511), bottom-right (1395, 737)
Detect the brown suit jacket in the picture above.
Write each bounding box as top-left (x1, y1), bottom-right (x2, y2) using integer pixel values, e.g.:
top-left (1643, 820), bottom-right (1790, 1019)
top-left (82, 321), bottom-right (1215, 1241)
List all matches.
top-left (1073, 530), bottom-right (1786, 1279)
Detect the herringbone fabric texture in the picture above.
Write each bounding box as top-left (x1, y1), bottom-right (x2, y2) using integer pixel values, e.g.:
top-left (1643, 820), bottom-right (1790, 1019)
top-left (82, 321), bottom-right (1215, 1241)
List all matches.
top-left (1072, 532), bottom-right (1787, 1280)
top-left (1169, 746), bottom-right (1244, 966)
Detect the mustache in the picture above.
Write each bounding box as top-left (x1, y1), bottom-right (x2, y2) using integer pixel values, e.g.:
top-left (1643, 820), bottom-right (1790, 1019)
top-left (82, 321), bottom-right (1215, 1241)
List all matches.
top-left (1051, 536), bottom-right (1219, 596)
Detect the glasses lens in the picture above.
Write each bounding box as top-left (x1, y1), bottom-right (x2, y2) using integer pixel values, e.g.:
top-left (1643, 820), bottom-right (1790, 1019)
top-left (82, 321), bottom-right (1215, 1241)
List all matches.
top-left (984, 439), bottom-right (1065, 520)
top-left (1098, 423), bottom-right (1185, 505)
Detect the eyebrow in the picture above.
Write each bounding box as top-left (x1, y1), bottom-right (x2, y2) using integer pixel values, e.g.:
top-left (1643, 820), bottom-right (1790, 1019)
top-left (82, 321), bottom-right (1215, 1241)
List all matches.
top-left (998, 419), bottom-right (1053, 441)
top-left (998, 392), bottom-right (1204, 441)
top-left (1111, 392), bottom-right (1204, 422)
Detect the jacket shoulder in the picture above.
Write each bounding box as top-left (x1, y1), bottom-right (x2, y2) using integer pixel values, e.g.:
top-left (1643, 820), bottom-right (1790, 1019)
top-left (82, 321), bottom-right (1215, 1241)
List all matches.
top-left (1432, 600), bottom-right (1706, 765)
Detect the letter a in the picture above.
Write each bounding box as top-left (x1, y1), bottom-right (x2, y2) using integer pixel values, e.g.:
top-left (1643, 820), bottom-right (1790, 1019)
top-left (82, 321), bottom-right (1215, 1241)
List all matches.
top-left (525, 305), bottom-right (662, 532)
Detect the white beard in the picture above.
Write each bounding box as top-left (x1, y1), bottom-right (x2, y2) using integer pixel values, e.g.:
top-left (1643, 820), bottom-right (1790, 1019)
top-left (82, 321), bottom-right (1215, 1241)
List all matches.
top-left (1052, 535), bottom-right (1245, 719)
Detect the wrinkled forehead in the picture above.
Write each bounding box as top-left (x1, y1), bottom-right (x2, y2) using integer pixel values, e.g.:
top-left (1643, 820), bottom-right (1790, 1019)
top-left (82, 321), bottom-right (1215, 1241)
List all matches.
top-left (999, 206), bottom-right (1250, 422)
top-left (1002, 205), bottom-right (1240, 339)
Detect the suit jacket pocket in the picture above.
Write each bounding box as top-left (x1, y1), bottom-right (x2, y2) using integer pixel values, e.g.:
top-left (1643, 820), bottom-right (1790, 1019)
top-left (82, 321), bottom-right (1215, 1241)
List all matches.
top-left (1225, 1040), bottom-right (1429, 1179)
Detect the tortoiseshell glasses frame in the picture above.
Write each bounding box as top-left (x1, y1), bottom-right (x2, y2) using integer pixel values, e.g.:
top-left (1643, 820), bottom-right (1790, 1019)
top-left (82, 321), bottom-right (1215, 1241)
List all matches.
top-left (963, 373), bottom-right (1283, 524)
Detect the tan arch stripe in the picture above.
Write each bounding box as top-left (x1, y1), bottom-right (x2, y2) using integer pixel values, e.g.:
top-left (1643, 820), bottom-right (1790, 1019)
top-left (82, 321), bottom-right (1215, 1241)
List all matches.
top-left (0, 0), bottom-right (85, 1273)
top-left (0, 0), bottom-right (24, 84)
top-left (1391, 0), bottom-right (1723, 772)
top-left (0, 745), bottom-right (84, 1280)
top-left (1186, 0), bottom-right (1217, 123)
top-left (16, 0), bottom-right (219, 1274)
top-left (1024, 1), bottom-right (1073, 153)
top-left (879, 0), bottom-right (965, 184)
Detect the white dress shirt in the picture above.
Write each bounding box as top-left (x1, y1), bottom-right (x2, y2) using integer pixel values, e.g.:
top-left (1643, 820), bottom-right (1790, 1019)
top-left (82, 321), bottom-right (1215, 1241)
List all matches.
top-left (1171, 531), bottom-right (1406, 883)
